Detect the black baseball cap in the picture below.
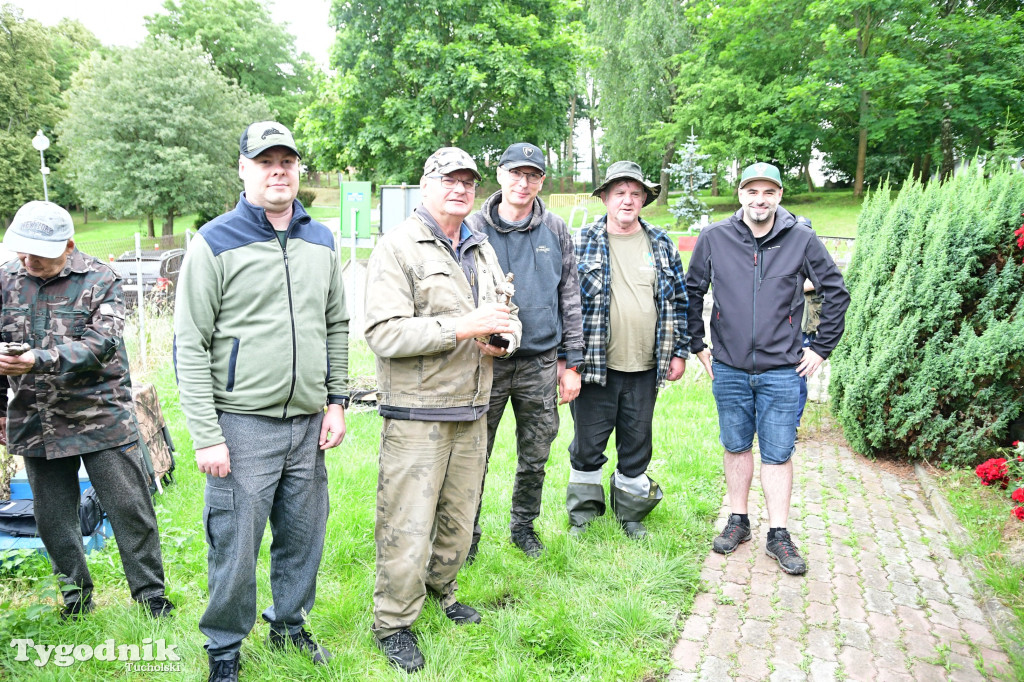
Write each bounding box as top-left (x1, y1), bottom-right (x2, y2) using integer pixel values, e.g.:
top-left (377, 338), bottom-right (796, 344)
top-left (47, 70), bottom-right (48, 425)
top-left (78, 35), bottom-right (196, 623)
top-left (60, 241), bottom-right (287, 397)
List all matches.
top-left (498, 142), bottom-right (545, 173)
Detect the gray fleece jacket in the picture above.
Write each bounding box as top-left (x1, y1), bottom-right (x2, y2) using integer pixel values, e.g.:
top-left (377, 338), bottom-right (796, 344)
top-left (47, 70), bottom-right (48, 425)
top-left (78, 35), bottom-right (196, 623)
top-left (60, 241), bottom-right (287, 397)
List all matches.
top-left (466, 192), bottom-right (584, 367)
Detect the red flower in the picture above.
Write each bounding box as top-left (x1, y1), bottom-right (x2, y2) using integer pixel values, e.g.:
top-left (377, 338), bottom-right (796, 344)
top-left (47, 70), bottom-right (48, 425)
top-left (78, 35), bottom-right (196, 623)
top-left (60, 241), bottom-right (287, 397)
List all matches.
top-left (1014, 506), bottom-right (1024, 521)
top-left (1013, 488), bottom-right (1024, 504)
top-left (976, 458), bottom-right (1010, 488)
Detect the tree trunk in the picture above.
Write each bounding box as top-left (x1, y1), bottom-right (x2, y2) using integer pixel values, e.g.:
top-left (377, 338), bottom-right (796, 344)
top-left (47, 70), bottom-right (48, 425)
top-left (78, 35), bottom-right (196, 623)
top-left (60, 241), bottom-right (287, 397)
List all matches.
top-left (921, 153), bottom-right (932, 184)
top-left (83, 206), bottom-right (88, 224)
top-left (939, 101), bottom-right (955, 182)
top-left (589, 116), bottom-right (598, 190)
top-left (566, 94), bottom-right (576, 188)
top-left (146, 214), bottom-right (155, 238)
top-left (804, 164), bottom-right (815, 193)
top-left (711, 170), bottom-right (719, 197)
top-left (911, 155), bottom-right (922, 183)
top-left (657, 142), bottom-right (675, 206)
top-left (162, 210), bottom-right (174, 237)
top-left (854, 89), bottom-right (869, 199)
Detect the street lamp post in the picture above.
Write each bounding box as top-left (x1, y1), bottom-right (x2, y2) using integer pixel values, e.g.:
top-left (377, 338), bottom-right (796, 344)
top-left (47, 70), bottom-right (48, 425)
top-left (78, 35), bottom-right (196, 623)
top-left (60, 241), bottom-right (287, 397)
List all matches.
top-left (31, 129), bottom-right (50, 202)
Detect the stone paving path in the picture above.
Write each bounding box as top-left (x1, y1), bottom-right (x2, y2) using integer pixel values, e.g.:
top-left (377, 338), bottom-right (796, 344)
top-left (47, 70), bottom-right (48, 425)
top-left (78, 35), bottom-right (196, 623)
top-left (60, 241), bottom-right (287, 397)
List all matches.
top-left (668, 437), bottom-right (1016, 681)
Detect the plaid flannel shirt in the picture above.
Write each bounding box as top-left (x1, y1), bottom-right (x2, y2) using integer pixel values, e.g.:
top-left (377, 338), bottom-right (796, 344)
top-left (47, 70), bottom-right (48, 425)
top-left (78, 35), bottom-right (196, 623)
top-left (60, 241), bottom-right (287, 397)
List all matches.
top-left (574, 215), bottom-right (690, 388)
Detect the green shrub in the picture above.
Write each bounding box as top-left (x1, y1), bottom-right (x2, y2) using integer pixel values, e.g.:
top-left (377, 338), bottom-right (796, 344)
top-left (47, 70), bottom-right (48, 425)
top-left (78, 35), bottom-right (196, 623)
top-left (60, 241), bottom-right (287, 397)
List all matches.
top-left (296, 187), bottom-right (318, 207)
top-left (830, 166), bottom-right (1024, 467)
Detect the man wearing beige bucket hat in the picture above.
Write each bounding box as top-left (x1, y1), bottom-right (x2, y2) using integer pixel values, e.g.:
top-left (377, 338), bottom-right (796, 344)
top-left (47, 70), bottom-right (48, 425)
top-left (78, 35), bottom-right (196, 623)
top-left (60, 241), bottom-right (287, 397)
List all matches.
top-left (566, 161), bottom-right (690, 540)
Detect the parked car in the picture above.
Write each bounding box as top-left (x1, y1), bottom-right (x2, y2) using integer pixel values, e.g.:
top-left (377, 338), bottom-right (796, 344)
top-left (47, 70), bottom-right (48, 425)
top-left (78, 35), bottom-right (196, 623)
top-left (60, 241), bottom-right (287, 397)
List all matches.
top-left (109, 249), bottom-right (185, 308)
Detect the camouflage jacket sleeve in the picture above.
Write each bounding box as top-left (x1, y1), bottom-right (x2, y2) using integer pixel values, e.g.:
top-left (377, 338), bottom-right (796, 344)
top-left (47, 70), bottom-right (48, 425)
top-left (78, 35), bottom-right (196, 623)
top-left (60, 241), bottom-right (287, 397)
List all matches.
top-left (30, 273), bottom-right (124, 375)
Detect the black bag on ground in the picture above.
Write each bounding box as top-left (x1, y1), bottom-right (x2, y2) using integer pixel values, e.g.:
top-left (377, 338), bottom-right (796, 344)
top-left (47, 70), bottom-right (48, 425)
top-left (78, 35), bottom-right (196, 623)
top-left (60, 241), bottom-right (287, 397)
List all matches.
top-left (0, 487), bottom-right (105, 537)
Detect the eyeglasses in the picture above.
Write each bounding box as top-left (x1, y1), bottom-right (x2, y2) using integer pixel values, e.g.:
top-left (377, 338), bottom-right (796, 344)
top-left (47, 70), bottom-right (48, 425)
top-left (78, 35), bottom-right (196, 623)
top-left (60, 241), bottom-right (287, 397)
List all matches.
top-left (428, 174), bottom-right (479, 191)
top-left (507, 168), bottom-right (544, 185)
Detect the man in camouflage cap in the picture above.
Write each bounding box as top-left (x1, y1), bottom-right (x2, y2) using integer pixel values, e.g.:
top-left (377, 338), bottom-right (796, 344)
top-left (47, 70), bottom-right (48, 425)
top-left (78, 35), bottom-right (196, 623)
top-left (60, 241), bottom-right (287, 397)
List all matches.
top-left (0, 200), bottom-right (174, 620)
top-left (364, 146), bottom-right (522, 673)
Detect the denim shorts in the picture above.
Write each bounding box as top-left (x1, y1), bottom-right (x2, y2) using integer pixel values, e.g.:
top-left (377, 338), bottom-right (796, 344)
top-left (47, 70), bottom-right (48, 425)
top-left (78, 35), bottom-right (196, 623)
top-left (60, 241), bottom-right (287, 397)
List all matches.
top-left (711, 360), bottom-right (802, 464)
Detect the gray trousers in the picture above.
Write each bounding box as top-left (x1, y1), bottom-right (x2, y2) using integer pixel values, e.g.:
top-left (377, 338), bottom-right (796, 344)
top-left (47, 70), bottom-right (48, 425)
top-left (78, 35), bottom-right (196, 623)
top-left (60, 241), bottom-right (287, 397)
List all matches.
top-left (473, 349), bottom-right (559, 543)
top-left (22, 442), bottom-right (166, 606)
top-left (200, 412), bottom-right (328, 660)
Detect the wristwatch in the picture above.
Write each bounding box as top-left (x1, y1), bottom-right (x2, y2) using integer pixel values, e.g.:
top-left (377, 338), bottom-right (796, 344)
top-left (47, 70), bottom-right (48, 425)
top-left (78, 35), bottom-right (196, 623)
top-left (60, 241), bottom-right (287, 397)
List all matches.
top-left (336, 395), bottom-right (351, 410)
top-left (565, 363), bottom-right (584, 374)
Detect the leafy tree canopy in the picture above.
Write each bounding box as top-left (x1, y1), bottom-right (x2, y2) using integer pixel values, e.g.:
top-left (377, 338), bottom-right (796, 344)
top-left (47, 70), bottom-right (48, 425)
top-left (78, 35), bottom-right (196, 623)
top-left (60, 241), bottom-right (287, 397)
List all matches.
top-left (0, 4), bottom-right (63, 223)
top-left (297, 0), bottom-right (582, 182)
top-left (145, 0), bottom-right (313, 127)
top-left (58, 38), bottom-right (270, 235)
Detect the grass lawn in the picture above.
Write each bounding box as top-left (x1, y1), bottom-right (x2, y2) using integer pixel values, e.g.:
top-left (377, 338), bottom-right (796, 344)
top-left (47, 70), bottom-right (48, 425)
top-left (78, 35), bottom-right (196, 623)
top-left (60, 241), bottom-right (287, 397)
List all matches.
top-left (924, 466), bottom-right (1024, 669)
top-left (0, 334), bottom-right (726, 681)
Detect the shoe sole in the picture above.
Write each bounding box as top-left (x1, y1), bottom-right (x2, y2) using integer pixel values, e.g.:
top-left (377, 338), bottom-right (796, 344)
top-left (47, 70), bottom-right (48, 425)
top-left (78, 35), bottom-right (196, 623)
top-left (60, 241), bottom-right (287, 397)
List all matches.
top-left (712, 530), bottom-right (751, 555)
top-left (765, 547), bottom-right (807, 575)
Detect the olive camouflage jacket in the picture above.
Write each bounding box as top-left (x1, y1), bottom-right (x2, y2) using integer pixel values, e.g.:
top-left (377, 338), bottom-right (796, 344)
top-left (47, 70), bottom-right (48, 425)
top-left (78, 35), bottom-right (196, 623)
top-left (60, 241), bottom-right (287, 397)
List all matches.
top-left (0, 250), bottom-right (138, 459)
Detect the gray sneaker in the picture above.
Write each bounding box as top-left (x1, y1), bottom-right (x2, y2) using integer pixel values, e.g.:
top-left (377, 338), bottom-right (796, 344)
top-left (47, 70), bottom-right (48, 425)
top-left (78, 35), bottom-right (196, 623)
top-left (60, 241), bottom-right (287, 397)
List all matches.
top-left (712, 514), bottom-right (752, 554)
top-left (765, 530), bottom-right (807, 575)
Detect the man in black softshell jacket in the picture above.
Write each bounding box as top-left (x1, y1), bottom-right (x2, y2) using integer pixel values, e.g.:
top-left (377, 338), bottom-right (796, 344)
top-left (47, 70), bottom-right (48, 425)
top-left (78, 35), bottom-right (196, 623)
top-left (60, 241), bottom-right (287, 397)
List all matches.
top-left (685, 162), bottom-right (850, 575)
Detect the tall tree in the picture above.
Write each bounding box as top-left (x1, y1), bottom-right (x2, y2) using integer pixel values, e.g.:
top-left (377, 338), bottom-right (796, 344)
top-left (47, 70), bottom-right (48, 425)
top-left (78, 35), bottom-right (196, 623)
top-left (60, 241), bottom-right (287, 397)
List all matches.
top-left (145, 0), bottom-right (313, 127)
top-left (587, 0), bottom-right (692, 203)
top-left (58, 39), bottom-right (270, 236)
top-left (0, 5), bottom-right (63, 224)
top-left (298, 0), bottom-right (581, 182)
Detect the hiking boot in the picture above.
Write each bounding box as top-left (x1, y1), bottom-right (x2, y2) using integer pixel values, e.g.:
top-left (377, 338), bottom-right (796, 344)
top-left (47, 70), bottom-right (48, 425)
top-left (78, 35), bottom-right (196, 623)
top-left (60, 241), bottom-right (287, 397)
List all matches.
top-left (765, 530), bottom-right (807, 575)
top-left (443, 601), bottom-right (482, 625)
top-left (268, 627), bottom-right (333, 664)
top-left (207, 654), bottom-right (240, 682)
top-left (377, 629), bottom-right (425, 673)
top-left (144, 594), bottom-right (176, 618)
top-left (466, 540), bottom-right (479, 566)
top-left (510, 527), bottom-right (544, 557)
top-left (712, 514), bottom-right (752, 554)
top-left (60, 598), bottom-right (94, 621)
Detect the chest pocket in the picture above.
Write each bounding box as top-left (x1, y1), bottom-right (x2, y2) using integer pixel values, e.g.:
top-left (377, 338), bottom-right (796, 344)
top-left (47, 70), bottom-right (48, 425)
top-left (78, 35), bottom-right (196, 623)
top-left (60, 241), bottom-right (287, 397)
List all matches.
top-left (412, 260), bottom-right (462, 316)
top-left (49, 310), bottom-right (90, 344)
top-left (1, 306), bottom-right (29, 343)
top-left (578, 261), bottom-right (603, 299)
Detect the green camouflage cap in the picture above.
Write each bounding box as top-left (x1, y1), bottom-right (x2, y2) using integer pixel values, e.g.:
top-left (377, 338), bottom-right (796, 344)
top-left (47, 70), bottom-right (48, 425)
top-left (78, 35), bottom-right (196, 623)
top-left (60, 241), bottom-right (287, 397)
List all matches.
top-left (739, 162), bottom-right (783, 189)
top-left (240, 120), bottom-right (301, 159)
top-left (423, 146), bottom-right (482, 181)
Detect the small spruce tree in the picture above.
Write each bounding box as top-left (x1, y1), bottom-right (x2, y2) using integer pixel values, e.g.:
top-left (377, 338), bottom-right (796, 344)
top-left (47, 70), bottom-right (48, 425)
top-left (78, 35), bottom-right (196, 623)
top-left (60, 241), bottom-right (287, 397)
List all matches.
top-left (665, 132), bottom-right (713, 228)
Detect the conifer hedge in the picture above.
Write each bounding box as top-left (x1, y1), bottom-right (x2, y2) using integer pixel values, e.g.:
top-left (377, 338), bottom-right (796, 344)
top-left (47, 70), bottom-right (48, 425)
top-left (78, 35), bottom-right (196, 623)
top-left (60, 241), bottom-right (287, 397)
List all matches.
top-left (830, 166), bottom-right (1024, 467)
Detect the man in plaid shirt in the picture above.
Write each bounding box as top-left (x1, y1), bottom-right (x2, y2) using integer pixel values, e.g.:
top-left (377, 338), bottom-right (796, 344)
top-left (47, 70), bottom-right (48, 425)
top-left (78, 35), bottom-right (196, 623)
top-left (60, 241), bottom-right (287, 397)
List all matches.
top-left (567, 161), bottom-right (690, 539)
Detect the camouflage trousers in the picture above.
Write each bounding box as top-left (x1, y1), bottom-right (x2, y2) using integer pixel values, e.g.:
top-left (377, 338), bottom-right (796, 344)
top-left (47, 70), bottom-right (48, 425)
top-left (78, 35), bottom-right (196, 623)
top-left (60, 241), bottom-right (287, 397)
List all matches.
top-left (372, 415), bottom-right (486, 640)
top-left (472, 349), bottom-right (559, 544)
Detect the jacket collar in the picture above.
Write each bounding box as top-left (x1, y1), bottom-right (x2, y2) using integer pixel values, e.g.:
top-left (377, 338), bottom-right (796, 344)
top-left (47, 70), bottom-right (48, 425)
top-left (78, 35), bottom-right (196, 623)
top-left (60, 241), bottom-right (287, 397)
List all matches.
top-left (236, 192), bottom-right (311, 234)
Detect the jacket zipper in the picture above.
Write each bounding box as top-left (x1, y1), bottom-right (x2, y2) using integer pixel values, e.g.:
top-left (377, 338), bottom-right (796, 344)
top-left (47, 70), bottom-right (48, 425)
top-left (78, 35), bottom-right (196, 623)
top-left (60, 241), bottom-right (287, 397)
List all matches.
top-left (752, 247), bottom-right (759, 373)
top-left (280, 229), bottom-right (299, 418)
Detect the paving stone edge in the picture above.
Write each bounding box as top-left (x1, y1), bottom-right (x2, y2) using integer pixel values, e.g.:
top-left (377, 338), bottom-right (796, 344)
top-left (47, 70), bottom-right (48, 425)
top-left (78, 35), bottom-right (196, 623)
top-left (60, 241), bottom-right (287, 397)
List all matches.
top-left (915, 461), bottom-right (1024, 665)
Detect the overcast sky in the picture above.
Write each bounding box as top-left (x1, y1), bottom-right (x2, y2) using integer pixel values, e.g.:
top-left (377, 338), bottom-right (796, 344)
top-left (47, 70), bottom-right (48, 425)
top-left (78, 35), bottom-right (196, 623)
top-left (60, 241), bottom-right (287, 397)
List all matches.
top-left (13, 0), bottom-right (335, 67)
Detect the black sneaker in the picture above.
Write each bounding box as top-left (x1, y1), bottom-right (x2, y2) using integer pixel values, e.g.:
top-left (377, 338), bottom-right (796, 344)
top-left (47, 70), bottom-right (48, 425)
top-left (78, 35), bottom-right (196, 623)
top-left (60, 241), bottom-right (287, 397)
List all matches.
top-left (268, 627), bottom-right (332, 664)
top-left (144, 594), bottom-right (176, 618)
top-left (60, 598), bottom-right (94, 621)
top-left (712, 514), bottom-right (752, 554)
top-left (377, 629), bottom-right (425, 673)
top-left (510, 527), bottom-right (544, 557)
top-left (765, 530), bottom-right (807, 575)
top-left (208, 654), bottom-right (240, 682)
top-left (443, 601), bottom-right (482, 625)
top-left (466, 540), bottom-right (479, 566)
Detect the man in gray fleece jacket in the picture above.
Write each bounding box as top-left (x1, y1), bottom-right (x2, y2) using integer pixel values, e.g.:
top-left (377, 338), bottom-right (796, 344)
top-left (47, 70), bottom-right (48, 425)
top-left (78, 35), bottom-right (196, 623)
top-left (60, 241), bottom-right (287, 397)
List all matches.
top-left (465, 142), bottom-right (585, 560)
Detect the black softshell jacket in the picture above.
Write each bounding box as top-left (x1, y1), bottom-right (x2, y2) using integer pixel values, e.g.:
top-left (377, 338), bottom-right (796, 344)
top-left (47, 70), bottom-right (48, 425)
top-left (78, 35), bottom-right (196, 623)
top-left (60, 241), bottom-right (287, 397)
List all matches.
top-left (685, 206), bottom-right (850, 373)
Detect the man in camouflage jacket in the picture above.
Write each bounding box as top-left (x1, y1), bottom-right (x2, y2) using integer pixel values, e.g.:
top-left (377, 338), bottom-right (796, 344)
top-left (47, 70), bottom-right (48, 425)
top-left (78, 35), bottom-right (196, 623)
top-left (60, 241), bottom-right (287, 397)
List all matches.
top-left (0, 201), bottom-right (173, 620)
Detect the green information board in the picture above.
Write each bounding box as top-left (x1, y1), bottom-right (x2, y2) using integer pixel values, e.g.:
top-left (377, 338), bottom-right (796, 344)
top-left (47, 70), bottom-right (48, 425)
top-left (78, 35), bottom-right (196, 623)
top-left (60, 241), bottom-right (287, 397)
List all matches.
top-left (339, 180), bottom-right (371, 239)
